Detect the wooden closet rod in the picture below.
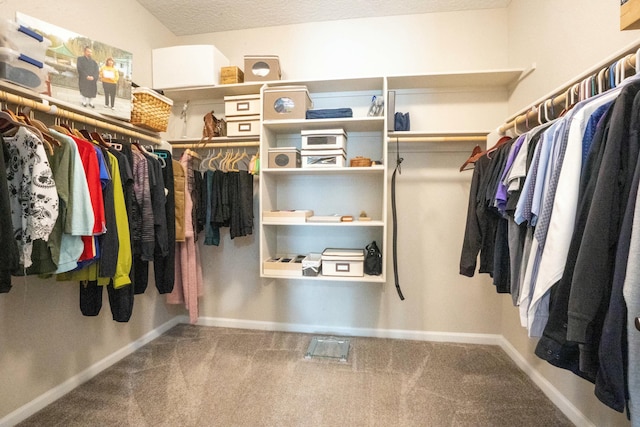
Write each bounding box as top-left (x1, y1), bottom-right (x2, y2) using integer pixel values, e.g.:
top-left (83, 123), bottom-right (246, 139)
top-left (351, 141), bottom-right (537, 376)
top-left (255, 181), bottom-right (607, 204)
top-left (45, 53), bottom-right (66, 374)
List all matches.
top-left (499, 41), bottom-right (640, 135)
top-left (169, 141), bottom-right (260, 149)
top-left (0, 87), bottom-right (161, 145)
top-left (388, 135), bottom-right (487, 144)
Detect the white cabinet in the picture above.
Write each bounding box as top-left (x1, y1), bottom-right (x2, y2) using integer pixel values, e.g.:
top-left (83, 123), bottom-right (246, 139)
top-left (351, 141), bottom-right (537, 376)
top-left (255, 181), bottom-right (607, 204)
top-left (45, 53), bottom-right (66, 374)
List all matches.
top-left (259, 77), bottom-right (387, 282)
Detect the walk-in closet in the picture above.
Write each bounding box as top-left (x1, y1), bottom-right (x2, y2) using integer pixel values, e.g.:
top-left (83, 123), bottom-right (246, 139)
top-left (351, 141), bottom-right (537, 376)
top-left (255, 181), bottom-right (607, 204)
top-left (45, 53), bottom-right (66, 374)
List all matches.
top-left (1, 1), bottom-right (639, 426)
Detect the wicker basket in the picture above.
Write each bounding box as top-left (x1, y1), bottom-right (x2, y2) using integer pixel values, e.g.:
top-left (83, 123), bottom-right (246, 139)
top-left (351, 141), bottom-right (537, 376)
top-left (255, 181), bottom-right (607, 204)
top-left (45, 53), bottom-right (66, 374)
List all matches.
top-left (350, 156), bottom-right (372, 167)
top-left (130, 87), bottom-right (173, 132)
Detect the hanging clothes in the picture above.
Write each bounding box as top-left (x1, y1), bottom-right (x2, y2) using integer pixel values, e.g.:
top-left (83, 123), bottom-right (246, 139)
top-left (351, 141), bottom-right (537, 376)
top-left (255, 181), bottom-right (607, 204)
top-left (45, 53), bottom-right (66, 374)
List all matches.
top-left (167, 151), bottom-right (203, 324)
top-left (0, 139), bottom-right (19, 292)
top-left (4, 126), bottom-right (58, 271)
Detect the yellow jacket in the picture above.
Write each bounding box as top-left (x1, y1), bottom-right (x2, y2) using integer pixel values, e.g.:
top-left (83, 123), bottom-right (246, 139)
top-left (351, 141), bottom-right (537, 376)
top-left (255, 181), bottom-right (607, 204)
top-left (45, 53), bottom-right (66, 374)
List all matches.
top-left (99, 65), bottom-right (119, 84)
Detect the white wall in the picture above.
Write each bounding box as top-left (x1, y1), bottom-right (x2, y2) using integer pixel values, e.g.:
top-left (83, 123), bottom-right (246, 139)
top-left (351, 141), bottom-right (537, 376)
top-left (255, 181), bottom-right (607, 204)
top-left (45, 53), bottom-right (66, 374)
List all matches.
top-left (0, 0), bottom-right (180, 421)
top-left (168, 9), bottom-right (511, 336)
top-left (504, 1), bottom-right (640, 426)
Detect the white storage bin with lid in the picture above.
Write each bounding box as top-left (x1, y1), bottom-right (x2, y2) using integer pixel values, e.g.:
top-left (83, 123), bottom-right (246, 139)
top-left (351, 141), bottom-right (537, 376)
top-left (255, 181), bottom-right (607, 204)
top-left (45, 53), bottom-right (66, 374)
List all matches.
top-left (226, 114), bottom-right (260, 137)
top-left (301, 148), bottom-right (347, 168)
top-left (0, 47), bottom-right (53, 93)
top-left (224, 94), bottom-right (260, 117)
top-left (0, 19), bottom-right (51, 64)
top-left (321, 248), bottom-right (365, 277)
top-left (301, 129), bottom-right (347, 150)
top-left (152, 45), bottom-right (229, 89)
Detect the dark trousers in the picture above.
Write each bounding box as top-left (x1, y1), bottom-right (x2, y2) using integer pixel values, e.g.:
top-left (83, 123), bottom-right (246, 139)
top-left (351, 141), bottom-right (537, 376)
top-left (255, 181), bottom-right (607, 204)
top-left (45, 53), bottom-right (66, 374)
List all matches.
top-left (103, 82), bottom-right (116, 107)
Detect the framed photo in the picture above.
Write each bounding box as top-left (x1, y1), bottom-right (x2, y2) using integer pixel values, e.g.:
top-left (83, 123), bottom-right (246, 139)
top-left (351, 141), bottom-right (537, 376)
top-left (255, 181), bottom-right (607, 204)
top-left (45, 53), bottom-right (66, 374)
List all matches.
top-left (15, 12), bottom-right (133, 120)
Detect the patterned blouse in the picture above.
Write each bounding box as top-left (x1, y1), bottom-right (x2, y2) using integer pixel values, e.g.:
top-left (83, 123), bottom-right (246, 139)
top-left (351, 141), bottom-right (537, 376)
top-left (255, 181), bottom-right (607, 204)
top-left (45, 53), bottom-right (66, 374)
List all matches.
top-left (4, 126), bottom-right (58, 269)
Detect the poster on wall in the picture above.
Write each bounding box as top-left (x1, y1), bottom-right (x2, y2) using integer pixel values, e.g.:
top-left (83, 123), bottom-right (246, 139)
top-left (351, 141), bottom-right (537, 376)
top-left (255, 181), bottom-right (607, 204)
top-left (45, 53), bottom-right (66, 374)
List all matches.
top-left (15, 12), bottom-right (133, 121)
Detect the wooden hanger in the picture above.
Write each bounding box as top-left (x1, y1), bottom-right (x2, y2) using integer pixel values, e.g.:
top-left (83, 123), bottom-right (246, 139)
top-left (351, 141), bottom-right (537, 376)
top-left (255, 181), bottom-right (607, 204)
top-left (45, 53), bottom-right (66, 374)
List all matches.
top-left (459, 145), bottom-right (482, 172)
top-left (0, 108), bottom-right (53, 155)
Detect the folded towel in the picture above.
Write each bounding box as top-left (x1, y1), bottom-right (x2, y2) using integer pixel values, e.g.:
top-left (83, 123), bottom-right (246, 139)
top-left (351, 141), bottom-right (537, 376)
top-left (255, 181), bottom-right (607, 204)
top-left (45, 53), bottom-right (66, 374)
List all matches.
top-left (306, 108), bottom-right (353, 119)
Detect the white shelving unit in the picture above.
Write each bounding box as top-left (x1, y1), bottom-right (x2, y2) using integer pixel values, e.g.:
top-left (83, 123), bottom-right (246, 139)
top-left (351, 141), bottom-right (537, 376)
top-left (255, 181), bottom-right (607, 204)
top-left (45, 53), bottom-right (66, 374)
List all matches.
top-left (259, 77), bottom-right (387, 283)
top-left (159, 68), bottom-right (524, 284)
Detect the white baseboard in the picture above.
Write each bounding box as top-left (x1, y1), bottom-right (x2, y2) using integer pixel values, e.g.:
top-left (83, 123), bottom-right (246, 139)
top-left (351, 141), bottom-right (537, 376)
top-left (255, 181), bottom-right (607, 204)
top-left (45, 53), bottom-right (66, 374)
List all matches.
top-left (0, 316), bottom-right (182, 427)
top-left (2, 315), bottom-right (589, 427)
top-left (497, 337), bottom-right (595, 427)
top-left (193, 315), bottom-right (505, 345)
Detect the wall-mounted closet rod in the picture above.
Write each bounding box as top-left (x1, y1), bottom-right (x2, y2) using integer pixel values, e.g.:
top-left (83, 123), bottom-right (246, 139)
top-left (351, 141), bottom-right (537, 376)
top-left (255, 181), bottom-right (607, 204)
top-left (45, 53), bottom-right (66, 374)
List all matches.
top-left (0, 88), bottom-right (161, 145)
top-left (387, 135), bottom-right (487, 144)
top-left (499, 39), bottom-right (640, 135)
top-left (169, 141), bottom-right (260, 149)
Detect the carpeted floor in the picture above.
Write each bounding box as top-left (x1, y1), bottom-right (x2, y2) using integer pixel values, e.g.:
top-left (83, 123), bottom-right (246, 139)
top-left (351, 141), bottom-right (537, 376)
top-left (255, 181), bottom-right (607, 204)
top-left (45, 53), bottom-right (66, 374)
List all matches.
top-left (18, 324), bottom-right (573, 426)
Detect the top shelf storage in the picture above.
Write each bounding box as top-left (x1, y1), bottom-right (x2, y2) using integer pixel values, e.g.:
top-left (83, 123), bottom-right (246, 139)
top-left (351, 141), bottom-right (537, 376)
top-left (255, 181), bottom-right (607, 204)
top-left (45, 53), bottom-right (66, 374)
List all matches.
top-left (161, 69), bottom-right (523, 103)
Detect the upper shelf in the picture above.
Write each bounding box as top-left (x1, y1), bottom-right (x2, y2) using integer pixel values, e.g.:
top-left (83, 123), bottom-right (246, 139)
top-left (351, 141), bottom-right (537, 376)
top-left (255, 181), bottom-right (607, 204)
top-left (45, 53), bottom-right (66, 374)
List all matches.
top-left (386, 69), bottom-right (524, 90)
top-left (161, 69), bottom-right (524, 102)
top-left (263, 116), bottom-right (384, 133)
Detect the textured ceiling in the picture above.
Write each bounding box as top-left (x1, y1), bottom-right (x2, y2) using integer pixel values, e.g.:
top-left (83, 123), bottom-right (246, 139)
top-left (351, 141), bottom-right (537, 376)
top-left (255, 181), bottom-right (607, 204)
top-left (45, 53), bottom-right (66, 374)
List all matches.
top-left (137, 0), bottom-right (511, 36)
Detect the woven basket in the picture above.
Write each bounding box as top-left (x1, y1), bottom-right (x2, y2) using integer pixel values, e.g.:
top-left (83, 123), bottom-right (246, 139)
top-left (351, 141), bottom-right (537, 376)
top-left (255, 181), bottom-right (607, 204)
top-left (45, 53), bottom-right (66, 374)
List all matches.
top-left (130, 87), bottom-right (173, 132)
top-left (350, 156), bottom-right (372, 167)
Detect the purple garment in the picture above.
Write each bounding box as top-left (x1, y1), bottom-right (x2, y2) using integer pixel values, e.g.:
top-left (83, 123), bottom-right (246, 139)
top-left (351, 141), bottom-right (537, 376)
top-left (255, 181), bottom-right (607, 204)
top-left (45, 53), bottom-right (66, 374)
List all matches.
top-left (495, 134), bottom-right (526, 215)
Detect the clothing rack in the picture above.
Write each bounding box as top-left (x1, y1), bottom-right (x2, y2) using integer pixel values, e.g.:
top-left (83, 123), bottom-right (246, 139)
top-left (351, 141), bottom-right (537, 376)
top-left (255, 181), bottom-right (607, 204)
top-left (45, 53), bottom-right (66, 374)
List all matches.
top-left (169, 140), bottom-right (260, 149)
top-left (499, 40), bottom-right (640, 135)
top-left (387, 132), bottom-right (488, 144)
top-left (0, 83), bottom-right (161, 145)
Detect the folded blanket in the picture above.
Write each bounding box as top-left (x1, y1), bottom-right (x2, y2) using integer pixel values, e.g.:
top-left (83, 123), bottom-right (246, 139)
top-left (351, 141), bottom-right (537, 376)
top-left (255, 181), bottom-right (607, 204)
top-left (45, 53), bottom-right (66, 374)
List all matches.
top-left (306, 108), bottom-right (353, 119)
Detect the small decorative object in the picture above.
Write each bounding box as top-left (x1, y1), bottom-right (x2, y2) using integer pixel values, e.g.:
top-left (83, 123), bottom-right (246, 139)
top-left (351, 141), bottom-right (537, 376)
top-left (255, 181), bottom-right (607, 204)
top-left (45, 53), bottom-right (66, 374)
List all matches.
top-left (367, 95), bottom-right (384, 116)
top-left (350, 156), bottom-right (372, 167)
top-left (358, 211), bottom-right (371, 221)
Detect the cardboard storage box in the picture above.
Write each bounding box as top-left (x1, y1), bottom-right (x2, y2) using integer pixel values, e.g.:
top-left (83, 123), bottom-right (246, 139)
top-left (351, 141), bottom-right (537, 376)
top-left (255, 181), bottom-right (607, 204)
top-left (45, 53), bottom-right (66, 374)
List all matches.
top-left (224, 94), bottom-right (260, 117)
top-left (321, 248), bottom-right (365, 277)
top-left (262, 210), bottom-right (314, 223)
top-left (263, 254), bottom-right (305, 276)
top-left (263, 86), bottom-right (312, 121)
top-left (301, 149), bottom-right (347, 168)
top-left (226, 114), bottom-right (260, 137)
top-left (152, 45), bottom-right (229, 89)
top-left (0, 19), bottom-right (51, 64)
top-left (220, 66), bottom-right (244, 84)
top-left (244, 55), bottom-right (281, 81)
top-left (302, 129), bottom-right (347, 150)
top-left (268, 147), bottom-right (301, 168)
top-left (302, 253), bottom-right (322, 277)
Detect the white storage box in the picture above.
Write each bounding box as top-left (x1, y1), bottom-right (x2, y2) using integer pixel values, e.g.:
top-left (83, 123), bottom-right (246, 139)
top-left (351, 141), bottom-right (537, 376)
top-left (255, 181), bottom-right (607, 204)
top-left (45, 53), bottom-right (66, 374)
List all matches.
top-left (263, 254), bottom-right (305, 276)
top-left (301, 129), bottom-right (347, 150)
top-left (226, 114), bottom-right (260, 137)
top-left (321, 248), bottom-right (365, 277)
top-left (0, 47), bottom-right (52, 93)
top-left (0, 20), bottom-right (51, 64)
top-left (263, 85), bottom-right (312, 121)
top-left (224, 94), bottom-right (260, 117)
top-left (301, 149), bottom-right (346, 168)
top-left (268, 147), bottom-right (301, 168)
top-left (263, 210), bottom-right (313, 223)
top-left (152, 45), bottom-right (229, 89)
top-left (302, 253), bottom-right (322, 277)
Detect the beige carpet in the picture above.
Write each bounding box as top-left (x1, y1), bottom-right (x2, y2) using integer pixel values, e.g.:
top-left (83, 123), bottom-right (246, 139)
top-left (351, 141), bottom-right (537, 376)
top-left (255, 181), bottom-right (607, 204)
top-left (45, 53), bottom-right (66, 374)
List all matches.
top-left (18, 325), bottom-right (573, 426)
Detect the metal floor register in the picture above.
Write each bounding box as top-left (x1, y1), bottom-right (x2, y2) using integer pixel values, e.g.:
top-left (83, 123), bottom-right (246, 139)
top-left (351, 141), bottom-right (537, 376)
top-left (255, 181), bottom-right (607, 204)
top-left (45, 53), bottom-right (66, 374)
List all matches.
top-left (305, 336), bottom-right (350, 362)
